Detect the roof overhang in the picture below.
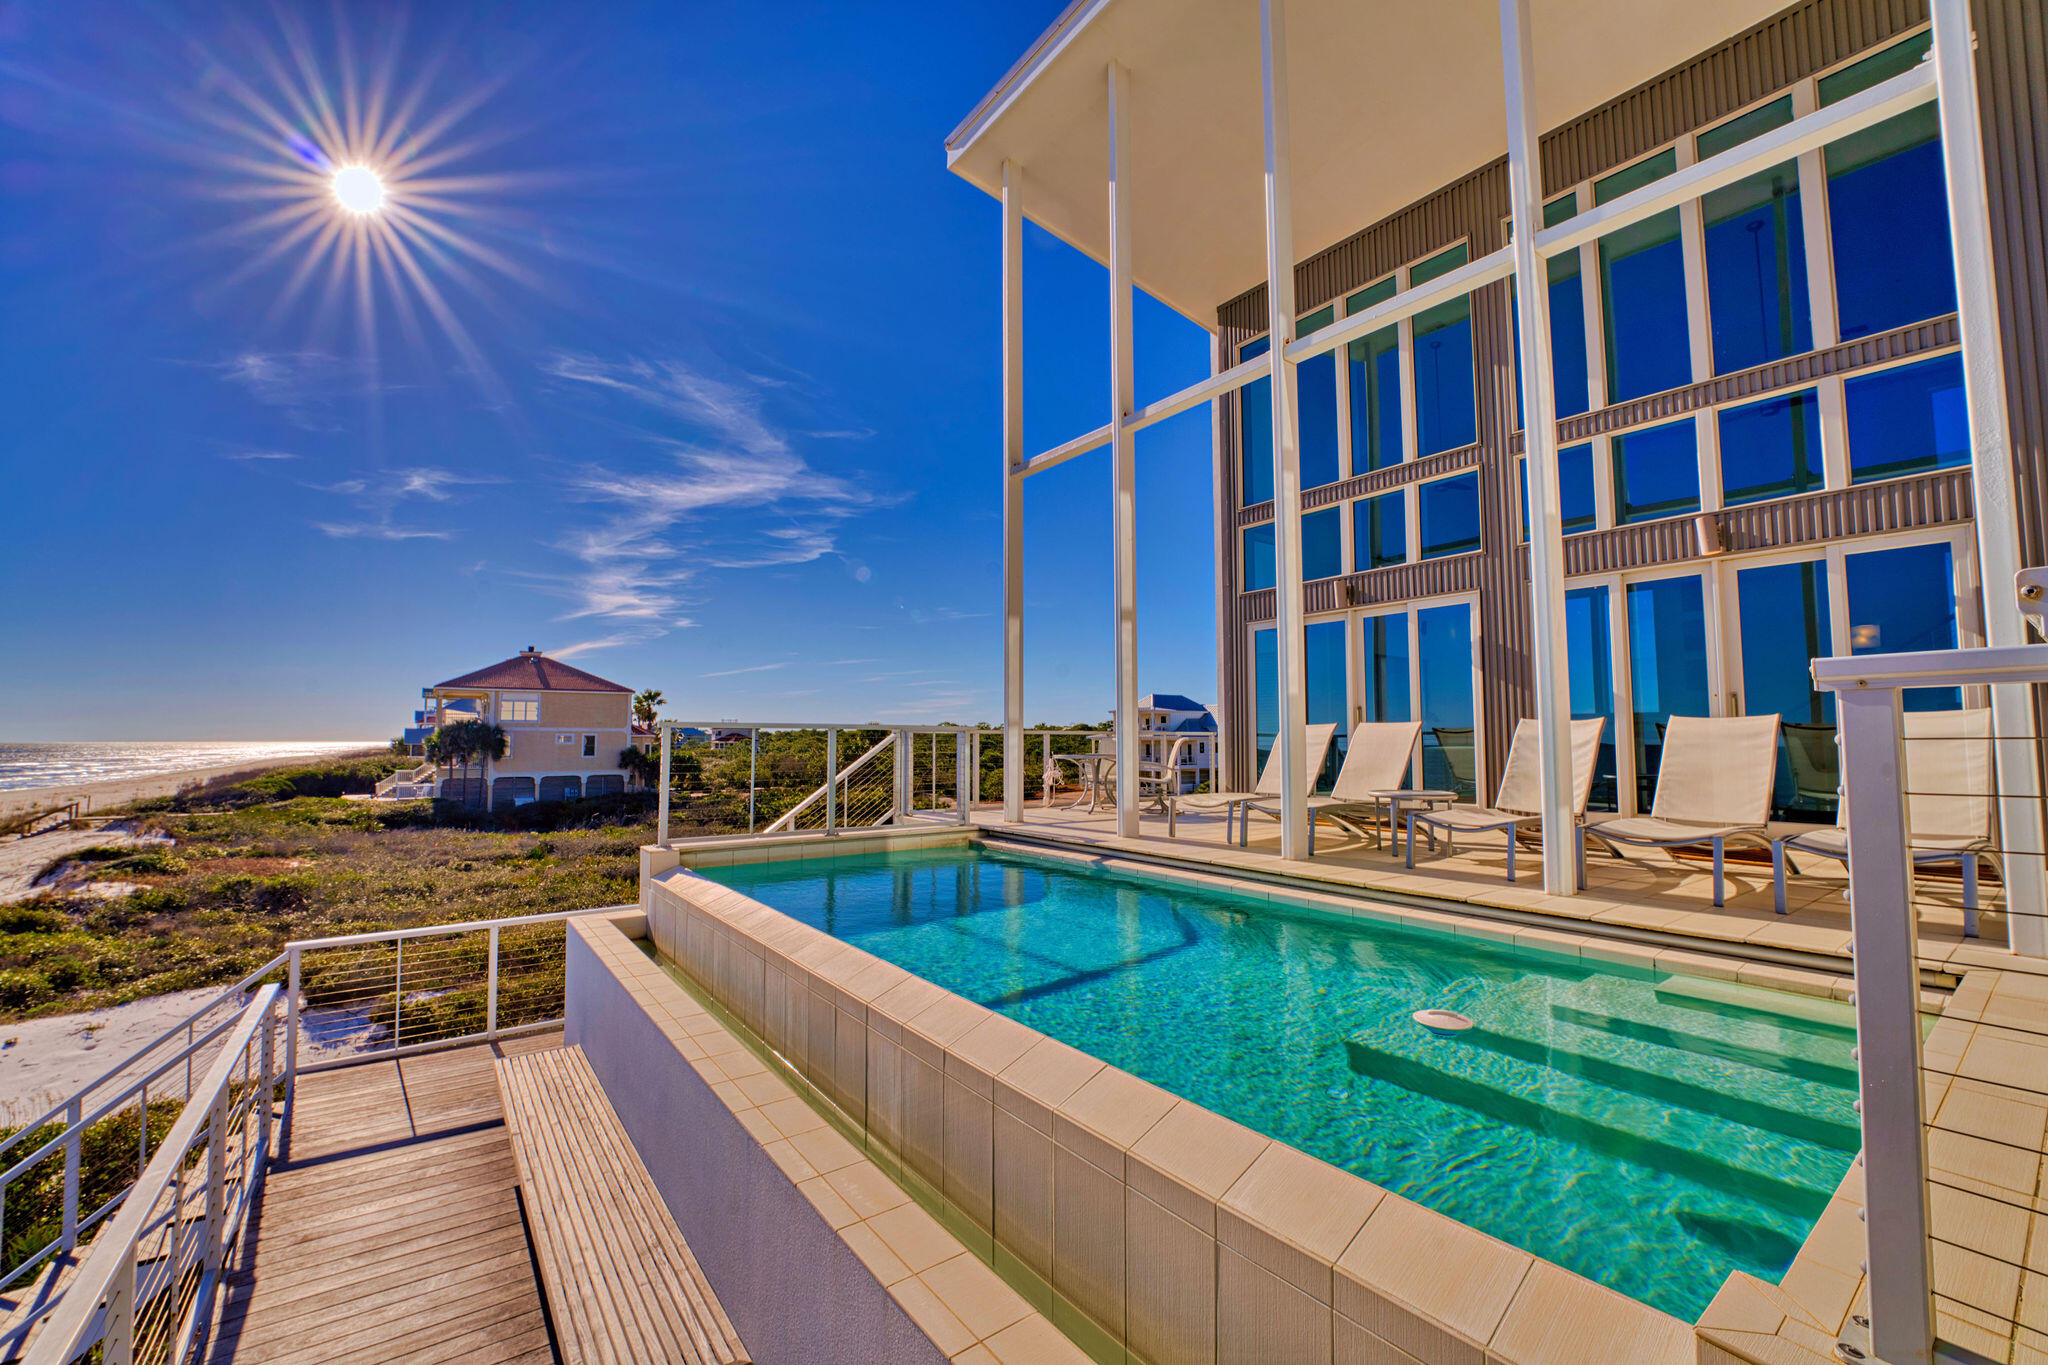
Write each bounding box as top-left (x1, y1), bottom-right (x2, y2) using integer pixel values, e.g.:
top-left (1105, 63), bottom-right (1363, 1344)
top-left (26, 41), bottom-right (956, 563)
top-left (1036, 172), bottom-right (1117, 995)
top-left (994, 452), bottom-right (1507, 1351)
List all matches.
top-left (946, 0), bottom-right (1795, 324)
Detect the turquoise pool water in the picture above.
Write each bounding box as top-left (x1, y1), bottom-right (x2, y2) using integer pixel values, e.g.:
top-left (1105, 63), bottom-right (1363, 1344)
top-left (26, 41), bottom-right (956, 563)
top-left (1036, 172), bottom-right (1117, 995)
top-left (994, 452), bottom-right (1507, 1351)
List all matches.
top-left (703, 845), bottom-right (1859, 1319)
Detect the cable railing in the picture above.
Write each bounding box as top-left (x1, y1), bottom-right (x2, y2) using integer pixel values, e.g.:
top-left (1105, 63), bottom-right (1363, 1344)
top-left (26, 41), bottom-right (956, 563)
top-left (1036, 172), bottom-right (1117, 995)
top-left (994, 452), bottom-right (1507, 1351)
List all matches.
top-left (651, 721), bottom-right (1109, 845)
top-left (1818, 631), bottom-right (2048, 1365)
top-left (20, 984), bottom-right (283, 1365)
top-left (0, 904), bottom-right (628, 1358)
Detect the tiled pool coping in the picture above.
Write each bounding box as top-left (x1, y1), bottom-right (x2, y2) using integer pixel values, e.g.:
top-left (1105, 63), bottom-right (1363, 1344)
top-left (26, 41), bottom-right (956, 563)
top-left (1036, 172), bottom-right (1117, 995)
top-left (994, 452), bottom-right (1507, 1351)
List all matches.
top-left (639, 842), bottom-right (1708, 1364)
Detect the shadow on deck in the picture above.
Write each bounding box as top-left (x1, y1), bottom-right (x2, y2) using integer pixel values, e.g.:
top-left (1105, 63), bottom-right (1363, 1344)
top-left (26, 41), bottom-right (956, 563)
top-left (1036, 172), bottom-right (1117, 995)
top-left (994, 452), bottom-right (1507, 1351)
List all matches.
top-left (203, 1032), bottom-right (564, 1365)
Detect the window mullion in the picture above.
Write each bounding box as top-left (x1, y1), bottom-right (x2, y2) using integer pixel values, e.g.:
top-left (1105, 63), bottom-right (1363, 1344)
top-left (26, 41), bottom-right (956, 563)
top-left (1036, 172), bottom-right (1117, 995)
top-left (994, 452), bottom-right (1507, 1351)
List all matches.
top-left (1397, 269), bottom-right (1418, 465)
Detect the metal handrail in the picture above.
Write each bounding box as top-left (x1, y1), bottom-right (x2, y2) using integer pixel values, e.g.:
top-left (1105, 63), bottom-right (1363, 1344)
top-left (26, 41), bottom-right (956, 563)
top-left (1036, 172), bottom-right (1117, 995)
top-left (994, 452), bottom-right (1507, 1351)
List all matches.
top-left (21, 986), bottom-right (282, 1365)
top-left (764, 731), bottom-right (898, 833)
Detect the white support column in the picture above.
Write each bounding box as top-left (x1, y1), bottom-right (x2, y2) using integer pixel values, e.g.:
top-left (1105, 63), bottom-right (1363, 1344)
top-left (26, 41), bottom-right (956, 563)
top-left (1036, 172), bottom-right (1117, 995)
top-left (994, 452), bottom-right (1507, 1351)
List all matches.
top-left (1499, 0), bottom-right (1577, 893)
top-left (1260, 0), bottom-right (1310, 860)
top-left (1837, 685), bottom-right (1935, 1365)
top-left (1002, 160), bottom-right (1027, 824)
top-left (1210, 330), bottom-right (1234, 792)
top-left (657, 722), bottom-right (672, 848)
top-left (1931, 0), bottom-right (2047, 953)
top-left (1108, 60), bottom-right (1142, 838)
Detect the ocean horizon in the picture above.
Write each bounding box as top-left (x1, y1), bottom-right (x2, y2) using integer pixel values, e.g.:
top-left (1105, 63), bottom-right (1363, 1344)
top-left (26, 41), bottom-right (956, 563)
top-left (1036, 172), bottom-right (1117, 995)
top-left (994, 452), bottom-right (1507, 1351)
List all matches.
top-left (0, 740), bottom-right (380, 794)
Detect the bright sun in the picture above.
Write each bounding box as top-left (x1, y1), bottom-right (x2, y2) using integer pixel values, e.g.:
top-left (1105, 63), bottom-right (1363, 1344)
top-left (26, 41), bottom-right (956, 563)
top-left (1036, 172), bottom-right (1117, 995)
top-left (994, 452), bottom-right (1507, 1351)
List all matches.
top-left (331, 165), bottom-right (385, 215)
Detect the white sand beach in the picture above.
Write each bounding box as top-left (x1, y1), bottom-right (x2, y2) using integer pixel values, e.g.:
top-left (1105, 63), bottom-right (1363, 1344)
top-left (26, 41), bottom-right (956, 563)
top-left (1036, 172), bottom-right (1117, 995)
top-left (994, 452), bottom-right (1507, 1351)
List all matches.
top-left (0, 747), bottom-right (382, 823)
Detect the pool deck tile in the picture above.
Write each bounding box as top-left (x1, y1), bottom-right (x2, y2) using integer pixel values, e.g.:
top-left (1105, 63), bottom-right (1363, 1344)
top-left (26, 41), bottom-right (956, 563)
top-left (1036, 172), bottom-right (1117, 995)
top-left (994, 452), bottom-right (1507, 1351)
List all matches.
top-left (1334, 1196), bottom-right (1532, 1362)
top-left (1053, 1066), bottom-right (1177, 1178)
top-left (1127, 1101), bottom-right (1272, 1238)
top-left (1486, 1259), bottom-right (1694, 1365)
top-left (993, 1036), bottom-right (1106, 1136)
top-left (1218, 1142), bottom-right (1386, 1305)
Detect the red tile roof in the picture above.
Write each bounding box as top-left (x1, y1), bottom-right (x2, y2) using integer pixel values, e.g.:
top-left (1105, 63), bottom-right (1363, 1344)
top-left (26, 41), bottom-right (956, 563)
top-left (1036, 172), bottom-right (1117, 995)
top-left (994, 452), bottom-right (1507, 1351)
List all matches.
top-left (433, 650), bottom-right (633, 694)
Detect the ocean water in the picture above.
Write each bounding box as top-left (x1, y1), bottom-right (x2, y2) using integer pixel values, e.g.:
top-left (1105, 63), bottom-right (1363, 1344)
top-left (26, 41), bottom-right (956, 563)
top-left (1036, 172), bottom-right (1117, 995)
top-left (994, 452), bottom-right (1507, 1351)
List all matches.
top-left (0, 740), bottom-right (379, 794)
top-left (704, 845), bottom-right (1860, 1320)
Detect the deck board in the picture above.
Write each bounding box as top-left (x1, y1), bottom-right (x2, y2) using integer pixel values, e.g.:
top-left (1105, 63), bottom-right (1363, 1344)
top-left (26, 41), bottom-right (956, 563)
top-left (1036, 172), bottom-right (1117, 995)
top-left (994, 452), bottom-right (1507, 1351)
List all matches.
top-left (202, 1032), bottom-right (563, 1365)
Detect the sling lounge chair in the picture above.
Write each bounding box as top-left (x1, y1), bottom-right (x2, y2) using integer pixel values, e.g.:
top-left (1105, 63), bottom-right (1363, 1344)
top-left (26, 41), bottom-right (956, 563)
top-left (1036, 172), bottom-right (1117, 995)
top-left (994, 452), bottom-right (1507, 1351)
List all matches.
top-left (1583, 713), bottom-right (1781, 907)
top-left (1405, 716), bottom-right (1609, 885)
top-left (1242, 721), bottom-right (1424, 847)
top-left (1771, 707), bottom-right (1995, 935)
top-left (1169, 723), bottom-right (1337, 845)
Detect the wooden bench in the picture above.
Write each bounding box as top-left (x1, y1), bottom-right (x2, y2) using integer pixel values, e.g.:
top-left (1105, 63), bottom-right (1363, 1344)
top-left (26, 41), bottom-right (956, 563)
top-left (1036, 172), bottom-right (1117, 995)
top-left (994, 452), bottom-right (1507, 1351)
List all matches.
top-left (496, 1046), bottom-right (750, 1365)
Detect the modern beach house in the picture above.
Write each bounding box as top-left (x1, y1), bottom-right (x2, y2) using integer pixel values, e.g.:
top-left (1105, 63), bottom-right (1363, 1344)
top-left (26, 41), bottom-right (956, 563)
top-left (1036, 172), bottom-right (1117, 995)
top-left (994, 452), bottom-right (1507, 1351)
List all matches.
top-left (1137, 693), bottom-right (1217, 793)
top-left (19, 5), bottom-right (2048, 1365)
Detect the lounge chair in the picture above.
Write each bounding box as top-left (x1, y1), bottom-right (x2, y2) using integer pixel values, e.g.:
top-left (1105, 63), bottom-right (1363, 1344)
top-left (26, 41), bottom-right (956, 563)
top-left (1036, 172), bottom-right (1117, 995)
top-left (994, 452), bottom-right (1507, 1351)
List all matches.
top-left (1771, 707), bottom-right (1995, 934)
top-left (1405, 716), bottom-right (1609, 885)
top-left (1168, 723), bottom-right (1337, 845)
top-left (1782, 721), bottom-right (1841, 814)
top-left (1242, 721), bottom-right (1422, 846)
top-left (1429, 726), bottom-right (1477, 796)
top-left (1583, 714), bottom-right (1781, 907)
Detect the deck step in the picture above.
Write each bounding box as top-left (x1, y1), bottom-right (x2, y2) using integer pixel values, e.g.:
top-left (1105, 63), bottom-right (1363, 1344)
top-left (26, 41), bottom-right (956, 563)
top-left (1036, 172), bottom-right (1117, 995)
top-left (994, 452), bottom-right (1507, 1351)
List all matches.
top-left (1548, 976), bottom-right (1859, 1090)
top-left (1344, 982), bottom-right (1853, 1216)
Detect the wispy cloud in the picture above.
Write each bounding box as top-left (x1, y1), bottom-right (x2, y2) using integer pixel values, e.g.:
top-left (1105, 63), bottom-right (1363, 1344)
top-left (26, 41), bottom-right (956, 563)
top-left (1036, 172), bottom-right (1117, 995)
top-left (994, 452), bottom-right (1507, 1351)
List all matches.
top-left (310, 465), bottom-right (496, 543)
top-left (698, 662), bottom-right (788, 678)
top-left (221, 449), bottom-right (301, 462)
top-left (209, 351), bottom-right (393, 431)
top-left (533, 352), bottom-right (886, 644)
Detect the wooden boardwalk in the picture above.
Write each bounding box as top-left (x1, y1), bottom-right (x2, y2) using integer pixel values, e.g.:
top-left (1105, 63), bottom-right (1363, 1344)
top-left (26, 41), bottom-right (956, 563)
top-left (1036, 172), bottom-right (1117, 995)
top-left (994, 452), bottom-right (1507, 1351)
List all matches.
top-left (203, 1033), bottom-right (564, 1365)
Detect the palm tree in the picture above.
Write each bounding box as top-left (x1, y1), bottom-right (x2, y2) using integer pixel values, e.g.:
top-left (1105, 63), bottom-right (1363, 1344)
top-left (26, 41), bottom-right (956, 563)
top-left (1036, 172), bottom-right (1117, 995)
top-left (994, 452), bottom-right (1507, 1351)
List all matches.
top-left (632, 689), bottom-right (665, 729)
top-left (425, 720), bottom-right (507, 808)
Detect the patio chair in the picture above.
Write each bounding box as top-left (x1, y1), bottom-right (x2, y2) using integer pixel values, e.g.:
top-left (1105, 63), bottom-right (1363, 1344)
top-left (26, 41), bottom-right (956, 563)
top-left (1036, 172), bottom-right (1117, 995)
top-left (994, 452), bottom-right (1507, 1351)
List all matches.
top-left (1429, 726), bottom-right (1477, 795)
top-left (1168, 723), bottom-right (1337, 845)
top-left (1241, 721), bottom-right (1423, 847)
top-left (1782, 721), bottom-right (1841, 814)
top-left (1582, 714), bottom-right (1781, 907)
top-left (1404, 716), bottom-right (1609, 885)
top-left (1771, 707), bottom-right (1995, 935)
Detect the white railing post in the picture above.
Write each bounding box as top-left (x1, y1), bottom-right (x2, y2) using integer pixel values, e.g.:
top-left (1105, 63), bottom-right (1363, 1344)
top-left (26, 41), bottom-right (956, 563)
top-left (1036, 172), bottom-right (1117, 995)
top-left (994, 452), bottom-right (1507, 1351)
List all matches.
top-left (1838, 683), bottom-right (1935, 1365)
top-left (1042, 731), bottom-right (1053, 807)
top-left (1002, 158), bottom-right (1027, 824)
top-left (257, 1003), bottom-right (276, 1161)
top-left (393, 938), bottom-right (403, 1051)
top-left (956, 732), bottom-right (971, 825)
top-left (748, 728), bottom-right (759, 834)
top-left (284, 946), bottom-right (300, 1145)
top-left (486, 926), bottom-right (501, 1039)
top-left (204, 1082), bottom-right (229, 1275)
top-left (657, 721), bottom-right (673, 849)
top-left (59, 1098), bottom-right (81, 1252)
top-left (1107, 58), bottom-right (1143, 839)
top-left (103, 1251), bottom-right (135, 1365)
top-left (1929, 0), bottom-right (2048, 953)
top-left (825, 727), bottom-right (839, 835)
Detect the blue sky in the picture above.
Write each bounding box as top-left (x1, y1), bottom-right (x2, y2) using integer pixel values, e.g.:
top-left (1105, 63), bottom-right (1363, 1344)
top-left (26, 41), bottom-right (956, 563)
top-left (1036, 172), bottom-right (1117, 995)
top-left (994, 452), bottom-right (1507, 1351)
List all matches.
top-left (0, 1), bottom-right (1220, 740)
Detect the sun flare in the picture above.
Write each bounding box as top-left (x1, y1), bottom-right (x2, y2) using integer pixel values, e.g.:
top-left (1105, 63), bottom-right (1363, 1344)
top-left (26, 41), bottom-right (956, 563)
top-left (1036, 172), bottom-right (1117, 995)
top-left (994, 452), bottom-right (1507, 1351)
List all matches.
top-left (330, 164), bottom-right (384, 215)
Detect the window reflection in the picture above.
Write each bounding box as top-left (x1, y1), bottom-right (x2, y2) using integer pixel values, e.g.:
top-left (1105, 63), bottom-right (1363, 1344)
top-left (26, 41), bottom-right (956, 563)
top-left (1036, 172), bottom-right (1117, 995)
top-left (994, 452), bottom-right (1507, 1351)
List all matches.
top-left (1737, 559), bottom-right (1835, 821)
top-left (1242, 522), bottom-right (1275, 592)
top-left (1719, 390), bottom-right (1823, 505)
top-left (1846, 354), bottom-right (1968, 483)
top-left (1346, 278), bottom-right (1402, 473)
top-left (1302, 508), bottom-right (1342, 582)
top-left (1597, 151), bottom-right (1692, 402)
top-left (1412, 245), bottom-right (1477, 455)
top-left (1240, 336), bottom-right (1272, 505)
top-left (1306, 620), bottom-right (1348, 790)
top-left (1418, 472), bottom-right (1481, 558)
top-left (1298, 306), bottom-right (1340, 489)
top-left (1354, 491), bottom-right (1406, 571)
top-left (1361, 613), bottom-right (1411, 725)
top-left (1612, 420), bottom-right (1701, 524)
top-left (1699, 99), bottom-right (1812, 374)
top-left (1519, 444), bottom-right (1597, 538)
top-left (1625, 576), bottom-right (1711, 811)
top-left (1846, 542), bottom-right (1959, 710)
top-left (1418, 604), bottom-right (1477, 799)
top-left (1566, 586), bottom-right (1618, 811)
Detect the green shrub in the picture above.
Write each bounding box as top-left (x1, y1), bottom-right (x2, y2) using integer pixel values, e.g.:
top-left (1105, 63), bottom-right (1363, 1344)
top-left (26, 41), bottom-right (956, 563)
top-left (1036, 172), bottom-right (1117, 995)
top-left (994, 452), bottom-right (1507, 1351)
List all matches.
top-left (0, 971), bottom-right (51, 1011)
top-left (0, 906), bottom-right (65, 936)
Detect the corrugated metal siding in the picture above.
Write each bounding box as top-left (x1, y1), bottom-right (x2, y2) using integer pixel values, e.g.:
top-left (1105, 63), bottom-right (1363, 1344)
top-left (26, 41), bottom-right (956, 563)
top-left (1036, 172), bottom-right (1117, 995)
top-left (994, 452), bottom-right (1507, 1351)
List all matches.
top-left (1209, 0), bottom-right (2048, 801)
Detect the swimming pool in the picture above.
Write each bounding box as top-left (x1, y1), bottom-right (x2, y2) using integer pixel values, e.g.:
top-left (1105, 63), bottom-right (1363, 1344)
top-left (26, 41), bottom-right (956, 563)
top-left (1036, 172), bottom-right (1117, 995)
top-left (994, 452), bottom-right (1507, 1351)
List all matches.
top-left (701, 843), bottom-right (1858, 1319)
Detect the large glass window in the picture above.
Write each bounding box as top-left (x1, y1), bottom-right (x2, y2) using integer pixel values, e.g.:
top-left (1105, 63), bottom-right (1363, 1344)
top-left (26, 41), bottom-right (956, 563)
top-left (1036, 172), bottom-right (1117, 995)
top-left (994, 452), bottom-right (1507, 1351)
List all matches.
top-left (1360, 613), bottom-right (1411, 724)
top-left (1306, 620), bottom-right (1349, 789)
top-left (1241, 522), bottom-right (1275, 592)
top-left (1846, 541), bottom-right (1960, 709)
top-left (1719, 389), bottom-right (1823, 505)
top-left (1822, 35), bottom-right (1956, 340)
top-left (1298, 306), bottom-right (1340, 489)
top-left (1354, 491), bottom-right (1406, 571)
top-left (1625, 575), bottom-right (1711, 811)
top-left (1418, 472), bottom-right (1481, 559)
top-left (1519, 443), bottom-right (1597, 538)
top-left (1240, 336), bottom-right (1273, 505)
top-left (1302, 507), bottom-right (1343, 582)
top-left (1737, 558), bottom-right (1836, 820)
top-left (1254, 627), bottom-right (1276, 772)
top-left (1597, 151), bottom-right (1692, 402)
top-left (1612, 419), bottom-right (1700, 523)
top-left (1546, 194), bottom-right (1591, 419)
top-left (1347, 278), bottom-right (1403, 473)
top-left (1566, 585), bottom-right (1619, 811)
top-left (1417, 603), bottom-right (1476, 799)
top-left (1412, 245), bottom-right (1476, 456)
top-left (1846, 354), bottom-right (1968, 483)
top-left (1698, 98), bottom-right (1813, 373)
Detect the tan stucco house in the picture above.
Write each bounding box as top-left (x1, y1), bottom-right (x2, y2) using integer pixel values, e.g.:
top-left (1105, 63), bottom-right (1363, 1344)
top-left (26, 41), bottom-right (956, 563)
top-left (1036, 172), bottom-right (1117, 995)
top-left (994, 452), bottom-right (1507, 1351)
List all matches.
top-left (425, 648), bottom-right (635, 807)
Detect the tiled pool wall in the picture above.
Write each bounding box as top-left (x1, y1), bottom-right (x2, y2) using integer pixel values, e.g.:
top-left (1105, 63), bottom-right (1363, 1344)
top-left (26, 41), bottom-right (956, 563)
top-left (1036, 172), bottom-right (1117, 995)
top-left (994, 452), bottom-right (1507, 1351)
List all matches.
top-left (636, 847), bottom-right (1725, 1365)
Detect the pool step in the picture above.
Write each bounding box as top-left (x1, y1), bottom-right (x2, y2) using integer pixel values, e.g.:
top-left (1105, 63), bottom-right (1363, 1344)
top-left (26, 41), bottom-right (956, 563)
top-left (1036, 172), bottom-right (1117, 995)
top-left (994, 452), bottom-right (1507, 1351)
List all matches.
top-left (1548, 976), bottom-right (1858, 1090)
top-left (1651, 975), bottom-right (1857, 1042)
top-left (1345, 996), bottom-right (1851, 1215)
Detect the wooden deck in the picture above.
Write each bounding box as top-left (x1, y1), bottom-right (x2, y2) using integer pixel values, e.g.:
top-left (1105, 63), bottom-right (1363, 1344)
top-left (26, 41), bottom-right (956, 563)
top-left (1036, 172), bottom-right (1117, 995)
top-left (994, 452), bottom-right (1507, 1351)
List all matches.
top-left (203, 1033), bottom-right (565, 1365)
